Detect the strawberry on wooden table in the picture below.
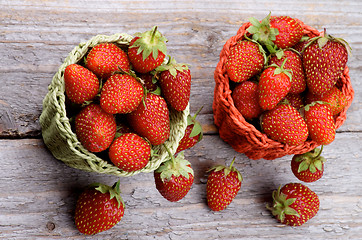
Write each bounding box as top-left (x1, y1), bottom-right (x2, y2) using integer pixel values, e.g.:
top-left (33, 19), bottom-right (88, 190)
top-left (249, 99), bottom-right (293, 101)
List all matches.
top-left (75, 181), bottom-right (125, 235)
top-left (206, 157), bottom-right (242, 211)
top-left (291, 146), bottom-right (326, 182)
top-left (128, 26), bottom-right (167, 73)
top-left (86, 42), bottom-right (130, 80)
top-left (75, 103), bottom-right (116, 152)
top-left (267, 183), bottom-right (320, 226)
top-left (154, 146), bottom-right (194, 202)
top-left (64, 63), bottom-right (99, 104)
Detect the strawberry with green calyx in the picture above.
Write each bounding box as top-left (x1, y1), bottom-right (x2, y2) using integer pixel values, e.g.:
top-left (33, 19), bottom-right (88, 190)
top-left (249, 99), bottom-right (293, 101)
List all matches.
top-left (156, 57), bottom-right (191, 111)
top-left (176, 106), bottom-right (204, 154)
top-left (258, 59), bottom-right (292, 110)
top-left (64, 64), bottom-right (99, 104)
top-left (226, 39), bottom-right (266, 83)
top-left (267, 183), bottom-right (320, 226)
top-left (261, 102), bottom-right (308, 146)
top-left (109, 132), bottom-right (151, 172)
top-left (302, 29), bottom-right (351, 95)
top-left (154, 145), bottom-right (194, 202)
top-left (291, 146), bottom-right (326, 182)
top-left (75, 181), bottom-right (125, 235)
top-left (303, 101), bottom-right (336, 145)
top-left (128, 26), bottom-right (167, 73)
top-left (206, 157), bottom-right (243, 211)
top-left (86, 42), bottom-right (130, 80)
top-left (75, 103), bottom-right (116, 152)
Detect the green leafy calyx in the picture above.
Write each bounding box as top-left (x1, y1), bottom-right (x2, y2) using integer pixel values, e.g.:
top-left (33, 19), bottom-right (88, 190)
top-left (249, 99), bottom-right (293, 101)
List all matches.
top-left (295, 146), bottom-right (325, 173)
top-left (91, 181), bottom-right (124, 208)
top-left (208, 157), bottom-right (242, 182)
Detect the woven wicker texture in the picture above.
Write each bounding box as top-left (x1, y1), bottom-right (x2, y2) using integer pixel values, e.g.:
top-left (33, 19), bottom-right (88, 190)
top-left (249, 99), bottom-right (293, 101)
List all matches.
top-left (213, 20), bottom-right (354, 160)
top-left (39, 33), bottom-right (189, 177)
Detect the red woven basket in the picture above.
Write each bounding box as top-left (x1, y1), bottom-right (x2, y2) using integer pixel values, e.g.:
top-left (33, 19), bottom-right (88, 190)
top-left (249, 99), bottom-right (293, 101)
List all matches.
top-left (213, 20), bottom-right (354, 160)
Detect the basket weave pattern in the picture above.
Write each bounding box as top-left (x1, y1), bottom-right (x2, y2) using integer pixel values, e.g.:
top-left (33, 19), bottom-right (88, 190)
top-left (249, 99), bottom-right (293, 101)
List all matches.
top-left (40, 33), bottom-right (189, 177)
top-left (213, 20), bottom-right (354, 160)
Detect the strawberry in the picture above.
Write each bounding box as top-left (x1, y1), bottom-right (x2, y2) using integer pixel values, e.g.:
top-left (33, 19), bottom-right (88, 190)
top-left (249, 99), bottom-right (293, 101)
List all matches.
top-left (303, 30), bottom-right (351, 95)
top-left (139, 72), bottom-right (159, 92)
top-left (232, 80), bottom-right (263, 120)
top-left (258, 60), bottom-right (292, 110)
top-left (225, 40), bottom-right (266, 83)
top-left (176, 107), bottom-right (203, 154)
top-left (127, 92), bottom-right (170, 146)
top-left (86, 42), bottom-right (130, 80)
top-left (75, 104), bottom-right (116, 152)
top-left (154, 148), bottom-right (194, 202)
top-left (284, 93), bottom-right (304, 110)
top-left (304, 101), bottom-right (336, 145)
top-left (305, 86), bottom-right (347, 115)
top-left (100, 73), bottom-right (144, 114)
top-left (157, 58), bottom-right (191, 111)
top-left (261, 103), bottom-right (308, 145)
top-left (291, 146), bottom-right (325, 183)
top-left (109, 133), bottom-right (151, 172)
top-left (75, 181), bottom-right (124, 235)
top-left (268, 49), bottom-right (306, 94)
top-left (206, 157), bottom-right (242, 211)
top-left (267, 183), bottom-right (320, 226)
top-left (64, 64), bottom-right (99, 104)
top-left (128, 26), bottom-right (167, 73)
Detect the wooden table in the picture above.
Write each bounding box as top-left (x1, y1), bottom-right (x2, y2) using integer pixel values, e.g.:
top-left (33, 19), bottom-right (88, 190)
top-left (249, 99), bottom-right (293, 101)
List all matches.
top-left (1, 0), bottom-right (361, 239)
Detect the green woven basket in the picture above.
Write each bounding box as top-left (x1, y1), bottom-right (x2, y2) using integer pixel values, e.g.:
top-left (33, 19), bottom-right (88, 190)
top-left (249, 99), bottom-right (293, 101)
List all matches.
top-left (39, 33), bottom-right (189, 177)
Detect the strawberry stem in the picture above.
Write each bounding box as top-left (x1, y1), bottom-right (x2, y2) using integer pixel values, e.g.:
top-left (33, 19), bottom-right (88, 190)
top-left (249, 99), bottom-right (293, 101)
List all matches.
top-left (313, 145), bottom-right (324, 160)
top-left (163, 144), bottom-right (177, 168)
top-left (229, 156), bottom-right (236, 169)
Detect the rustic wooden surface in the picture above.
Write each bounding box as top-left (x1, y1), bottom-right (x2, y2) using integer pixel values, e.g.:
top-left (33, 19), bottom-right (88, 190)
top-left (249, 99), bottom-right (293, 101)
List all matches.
top-left (1, 0), bottom-right (361, 239)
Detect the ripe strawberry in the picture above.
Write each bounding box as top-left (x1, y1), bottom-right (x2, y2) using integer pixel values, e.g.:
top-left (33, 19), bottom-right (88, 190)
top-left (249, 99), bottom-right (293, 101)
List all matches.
top-left (109, 133), bottom-right (151, 172)
top-left (157, 58), bottom-right (191, 111)
top-left (261, 103), bottom-right (308, 145)
top-left (284, 93), bottom-right (304, 110)
top-left (86, 42), bottom-right (130, 80)
top-left (269, 49), bottom-right (306, 94)
top-left (206, 157), bottom-right (242, 211)
top-left (75, 104), bottom-right (116, 152)
top-left (75, 181), bottom-right (124, 235)
top-left (304, 101), bottom-right (336, 145)
top-left (258, 60), bottom-right (292, 110)
top-left (128, 26), bottom-right (167, 73)
top-left (225, 40), bottom-right (266, 83)
top-left (232, 80), bottom-right (263, 120)
top-left (154, 149), bottom-right (194, 202)
top-left (64, 64), bottom-right (99, 104)
top-left (303, 31), bottom-right (351, 95)
top-left (305, 86), bottom-right (347, 115)
top-left (176, 107), bottom-right (203, 154)
top-left (267, 183), bottom-right (320, 226)
top-left (291, 146), bottom-right (325, 183)
top-left (127, 92), bottom-right (170, 146)
top-left (100, 73), bottom-right (144, 114)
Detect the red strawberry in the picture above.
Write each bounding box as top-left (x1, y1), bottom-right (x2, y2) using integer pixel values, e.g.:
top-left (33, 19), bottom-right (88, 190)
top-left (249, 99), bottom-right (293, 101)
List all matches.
top-left (267, 183), bottom-right (320, 226)
top-left (128, 26), bottom-right (167, 73)
top-left (304, 101), bottom-right (336, 145)
top-left (100, 73), bottom-right (144, 114)
top-left (258, 60), bottom-right (292, 110)
top-left (303, 31), bottom-right (351, 95)
top-left (291, 146), bottom-right (325, 183)
top-left (284, 93), bottom-right (304, 110)
top-left (157, 58), bottom-right (191, 111)
top-left (75, 104), bottom-right (116, 152)
top-left (232, 80), bottom-right (263, 120)
top-left (176, 107), bottom-right (203, 154)
top-left (139, 72), bottom-right (159, 92)
top-left (64, 64), bottom-right (99, 104)
top-left (154, 149), bottom-right (194, 202)
top-left (75, 181), bottom-right (124, 235)
top-left (225, 40), bottom-right (266, 83)
top-left (269, 49), bottom-right (306, 94)
top-left (261, 103), bottom-right (308, 145)
top-left (86, 43), bottom-right (130, 80)
top-left (206, 157), bottom-right (242, 211)
top-left (305, 86), bottom-right (347, 115)
top-left (109, 133), bottom-right (151, 172)
top-left (127, 92), bottom-right (170, 146)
